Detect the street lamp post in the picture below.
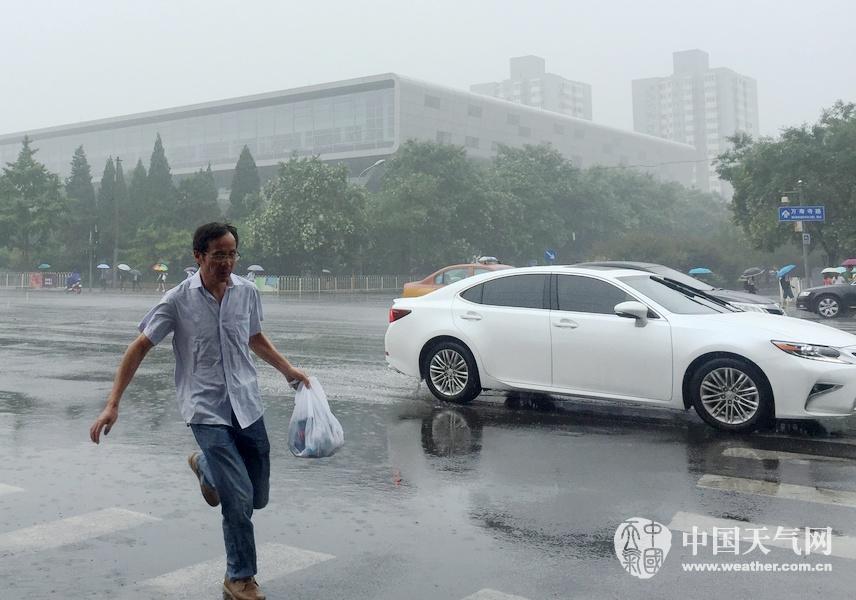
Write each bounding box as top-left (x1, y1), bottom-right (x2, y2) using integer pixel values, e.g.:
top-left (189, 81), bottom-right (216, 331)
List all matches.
top-left (781, 179), bottom-right (811, 288)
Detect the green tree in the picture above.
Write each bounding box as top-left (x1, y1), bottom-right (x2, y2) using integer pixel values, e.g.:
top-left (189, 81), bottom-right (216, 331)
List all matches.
top-left (0, 137), bottom-right (66, 267)
top-left (176, 165), bottom-right (222, 226)
top-left (490, 144), bottom-right (581, 264)
top-left (96, 157), bottom-right (117, 262)
top-left (369, 140), bottom-right (490, 273)
top-left (717, 101), bottom-right (856, 264)
top-left (146, 133), bottom-right (176, 225)
top-left (229, 145), bottom-right (260, 221)
top-left (63, 146), bottom-right (97, 267)
top-left (249, 156), bottom-right (366, 273)
top-left (125, 159), bottom-right (148, 239)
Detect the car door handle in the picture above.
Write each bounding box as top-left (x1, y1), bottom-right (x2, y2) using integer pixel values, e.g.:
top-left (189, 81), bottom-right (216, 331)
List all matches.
top-left (460, 312), bottom-right (482, 321)
top-left (553, 319), bottom-right (578, 329)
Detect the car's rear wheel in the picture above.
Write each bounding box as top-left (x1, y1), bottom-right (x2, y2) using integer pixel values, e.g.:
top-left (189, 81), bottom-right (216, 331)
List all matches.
top-left (816, 294), bottom-right (843, 318)
top-left (689, 357), bottom-right (772, 432)
top-left (423, 340), bottom-right (481, 404)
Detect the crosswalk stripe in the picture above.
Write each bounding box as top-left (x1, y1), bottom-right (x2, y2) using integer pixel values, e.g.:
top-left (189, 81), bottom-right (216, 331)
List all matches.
top-left (723, 447), bottom-right (853, 463)
top-left (698, 474), bottom-right (856, 508)
top-left (669, 511), bottom-right (856, 560)
top-left (0, 483), bottom-right (24, 497)
top-left (461, 590), bottom-right (533, 600)
top-left (142, 542), bottom-right (334, 599)
top-left (0, 507), bottom-right (160, 551)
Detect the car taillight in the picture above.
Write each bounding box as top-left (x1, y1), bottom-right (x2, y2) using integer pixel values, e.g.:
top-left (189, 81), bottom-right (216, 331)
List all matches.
top-left (389, 308), bottom-right (411, 323)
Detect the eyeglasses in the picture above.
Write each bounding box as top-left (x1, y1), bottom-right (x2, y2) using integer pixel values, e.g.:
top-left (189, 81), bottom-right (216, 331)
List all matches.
top-left (205, 251), bottom-right (240, 263)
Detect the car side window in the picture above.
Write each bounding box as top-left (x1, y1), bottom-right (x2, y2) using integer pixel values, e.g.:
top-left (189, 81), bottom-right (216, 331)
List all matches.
top-left (557, 275), bottom-right (633, 314)
top-left (442, 268), bottom-right (470, 285)
top-left (460, 284), bottom-right (483, 303)
top-left (481, 274), bottom-right (547, 309)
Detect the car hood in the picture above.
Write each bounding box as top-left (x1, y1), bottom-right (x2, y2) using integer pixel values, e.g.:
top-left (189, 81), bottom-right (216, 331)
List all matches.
top-left (709, 288), bottom-right (777, 305)
top-left (800, 283), bottom-right (853, 294)
top-left (699, 312), bottom-right (856, 347)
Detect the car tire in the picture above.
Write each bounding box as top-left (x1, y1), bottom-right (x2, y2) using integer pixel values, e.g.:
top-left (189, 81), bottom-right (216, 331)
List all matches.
top-left (815, 294), bottom-right (844, 319)
top-left (422, 340), bottom-right (481, 404)
top-left (689, 357), bottom-right (772, 432)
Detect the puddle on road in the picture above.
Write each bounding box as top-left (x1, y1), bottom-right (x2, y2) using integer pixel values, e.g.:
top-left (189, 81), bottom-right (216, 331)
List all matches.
top-left (0, 390), bottom-right (37, 413)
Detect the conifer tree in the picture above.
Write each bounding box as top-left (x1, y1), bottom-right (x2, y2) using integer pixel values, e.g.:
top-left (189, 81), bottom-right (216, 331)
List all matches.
top-left (228, 145), bottom-right (260, 221)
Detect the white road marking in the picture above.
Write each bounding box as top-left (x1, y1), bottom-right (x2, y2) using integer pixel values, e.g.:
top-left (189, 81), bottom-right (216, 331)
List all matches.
top-left (142, 542), bottom-right (334, 599)
top-left (0, 507), bottom-right (160, 551)
top-left (698, 474), bottom-right (856, 508)
top-left (669, 511), bottom-right (856, 559)
top-left (0, 483), bottom-right (24, 497)
top-left (461, 590), bottom-right (533, 600)
top-left (723, 447), bottom-right (852, 463)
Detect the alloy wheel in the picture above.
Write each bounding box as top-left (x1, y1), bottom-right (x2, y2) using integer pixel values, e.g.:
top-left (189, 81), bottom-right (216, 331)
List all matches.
top-left (429, 349), bottom-right (469, 397)
top-left (817, 297), bottom-right (840, 318)
top-left (699, 367), bottom-right (760, 425)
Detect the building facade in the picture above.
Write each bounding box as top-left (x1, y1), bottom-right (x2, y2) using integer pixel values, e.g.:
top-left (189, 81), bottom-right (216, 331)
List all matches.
top-left (0, 73), bottom-right (694, 192)
top-left (471, 56), bottom-right (593, 120)
top-left (632, 49), bottom-right (759, 196)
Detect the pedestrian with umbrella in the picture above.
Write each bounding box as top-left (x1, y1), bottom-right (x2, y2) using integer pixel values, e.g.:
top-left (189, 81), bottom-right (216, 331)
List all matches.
top-left (130, 269), bottom-right (142, 292)
top-left (118, 264), bottom-right (131, 292)
top-left (778, 264), bottom-right (797, 305)
top-left (153, 263), bottom-right (168, 292)
top-left (245, 264), bottom-right (264, 282)
top-left (90, 222), bottom-right (310, 600)
top-left (97, 263), bottom-right (110, 291)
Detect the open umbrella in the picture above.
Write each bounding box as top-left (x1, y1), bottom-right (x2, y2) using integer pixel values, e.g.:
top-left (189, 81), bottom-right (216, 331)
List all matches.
top-left (130, 269), bottom-right (142, 277)
top-left (777, 264), bottom-right (797, 278)
top-left (822, 267), bottom-right (841, 275)
top-left (742, 267), bottom-right (764, 278)
top-left (152, 263), bottom-right (168, 272)
top-left (117, 263), bottom-right (131, 272)
top-left (96, 263), bottom-right (110, 269)
top-left (37, 263), bottom-right (51, 270)
top-left (246, 265), bottom-right (264, 272)
top-left (842, 259), bottom-right (856, 267)
top-left (688, 267), bottom-right (712, 275)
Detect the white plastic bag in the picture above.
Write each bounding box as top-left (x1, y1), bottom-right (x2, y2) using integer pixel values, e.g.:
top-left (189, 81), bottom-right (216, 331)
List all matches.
top-left (288, 376), bottom-right (344, 458)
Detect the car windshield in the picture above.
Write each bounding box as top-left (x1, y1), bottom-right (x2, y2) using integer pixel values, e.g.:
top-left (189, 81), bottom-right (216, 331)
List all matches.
top-left (619, 275), bottom-right (729, 314)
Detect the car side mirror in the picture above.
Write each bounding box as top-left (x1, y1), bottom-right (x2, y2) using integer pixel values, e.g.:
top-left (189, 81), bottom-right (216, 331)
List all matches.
top-left (615, 301), bottom-right (649, 327)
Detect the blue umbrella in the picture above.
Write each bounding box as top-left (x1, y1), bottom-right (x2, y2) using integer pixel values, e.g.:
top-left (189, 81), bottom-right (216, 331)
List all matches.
top-left (688, 267), bottom-right (712, 275)
top-left (777, 264), bottom-right (797, 277)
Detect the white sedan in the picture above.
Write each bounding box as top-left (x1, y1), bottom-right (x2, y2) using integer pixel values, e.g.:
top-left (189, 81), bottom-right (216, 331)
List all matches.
top-left (385, 266), bottom-right (856, 432)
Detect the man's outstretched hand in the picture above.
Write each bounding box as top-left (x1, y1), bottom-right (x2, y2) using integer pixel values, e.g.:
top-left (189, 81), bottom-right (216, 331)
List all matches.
top-left (90, 405), bottom-right (118, 444)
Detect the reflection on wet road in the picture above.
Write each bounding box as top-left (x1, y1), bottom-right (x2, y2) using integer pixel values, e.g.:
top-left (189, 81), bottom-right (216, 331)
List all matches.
top-left (1, 291), bottom-right (856, 598)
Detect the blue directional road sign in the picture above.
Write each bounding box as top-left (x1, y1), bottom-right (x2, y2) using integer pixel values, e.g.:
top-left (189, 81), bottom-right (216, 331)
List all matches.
top-left (778, 206), bottom-right (825, 222)
top-left (544, 249), bottom-right (557, 263)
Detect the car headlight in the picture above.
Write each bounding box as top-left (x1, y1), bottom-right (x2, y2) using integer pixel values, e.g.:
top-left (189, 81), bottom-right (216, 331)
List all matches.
top-left (798, 291), bottom-right (810, 297)
top-left (772, 340), bottom-right (849, 364)
top-left (733, 302), bottom-right (767, 313)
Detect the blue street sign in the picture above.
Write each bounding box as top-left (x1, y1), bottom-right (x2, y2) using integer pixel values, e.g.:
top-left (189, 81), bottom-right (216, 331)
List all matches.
top-left (544, 249), bottom-right (557, 262)
top-left (778, 206), bottom-right (825, 222)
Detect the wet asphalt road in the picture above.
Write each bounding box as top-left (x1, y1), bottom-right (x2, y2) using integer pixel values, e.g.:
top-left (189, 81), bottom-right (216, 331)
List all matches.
top-left (1, 290), bottom-right (856, 599)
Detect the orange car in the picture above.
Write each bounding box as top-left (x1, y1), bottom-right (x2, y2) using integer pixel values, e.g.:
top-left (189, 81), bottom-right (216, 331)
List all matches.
top-left (402, 260), bottom-right (514, 297)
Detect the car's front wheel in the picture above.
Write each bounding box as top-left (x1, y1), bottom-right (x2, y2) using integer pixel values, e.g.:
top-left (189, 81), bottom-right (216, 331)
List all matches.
top-left (689, 357), bottom-right (772, 431)
top-left (815, 294), bottom-right (843, 318)
top-left (423, 340), bottom-right (481, 404)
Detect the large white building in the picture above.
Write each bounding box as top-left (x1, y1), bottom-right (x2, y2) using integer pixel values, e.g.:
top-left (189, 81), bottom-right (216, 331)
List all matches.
top-left (0, 73), bottom-right (694, 192)
top-left (632, 50), bottom-right (759, 197)
top-left (471, 56), bottom-right (592, 120)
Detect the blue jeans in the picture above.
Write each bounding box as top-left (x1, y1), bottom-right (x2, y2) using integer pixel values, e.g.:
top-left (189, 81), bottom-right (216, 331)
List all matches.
top-left (190, 413), bottom-right (270, 581)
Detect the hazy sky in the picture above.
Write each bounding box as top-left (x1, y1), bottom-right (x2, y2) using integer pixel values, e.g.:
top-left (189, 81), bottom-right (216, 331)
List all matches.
top-left (1, 0), bottom-right (853, 137)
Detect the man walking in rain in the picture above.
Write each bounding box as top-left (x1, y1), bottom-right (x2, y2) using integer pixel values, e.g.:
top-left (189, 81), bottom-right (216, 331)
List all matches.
top-left (90, 222), bottom-right (309, 600)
